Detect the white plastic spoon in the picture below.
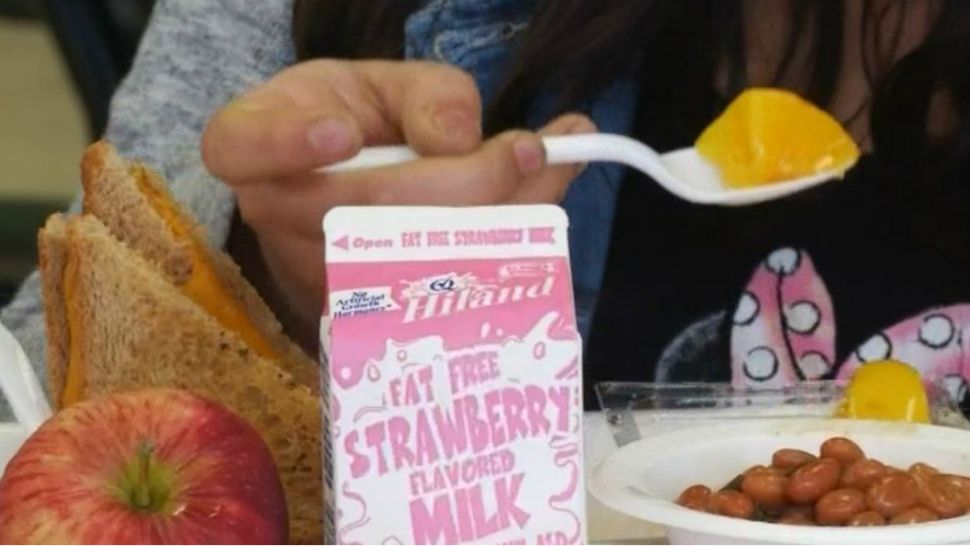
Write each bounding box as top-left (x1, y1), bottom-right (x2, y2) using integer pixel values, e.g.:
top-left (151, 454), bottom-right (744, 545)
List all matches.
top-left (0, 322), bottom-right (51, 432)
top-left (316, 133), bottom-right (851, 206)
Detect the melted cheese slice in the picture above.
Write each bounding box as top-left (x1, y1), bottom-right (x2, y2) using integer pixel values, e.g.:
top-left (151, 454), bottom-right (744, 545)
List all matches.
top-left (60, 171), bottom-right (280, 407)
top-left (134, 172), bottom-right (280, 360)
top-left (61, 245), bottom-right (84, 407)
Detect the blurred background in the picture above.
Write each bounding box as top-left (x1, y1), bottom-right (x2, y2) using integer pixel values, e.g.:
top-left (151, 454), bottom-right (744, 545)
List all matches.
top-left (0, 0), bottom-right (153, 306)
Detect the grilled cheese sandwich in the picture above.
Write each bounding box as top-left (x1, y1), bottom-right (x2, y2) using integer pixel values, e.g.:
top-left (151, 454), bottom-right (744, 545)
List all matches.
top-left (39, 142), bottom-right (324, 543)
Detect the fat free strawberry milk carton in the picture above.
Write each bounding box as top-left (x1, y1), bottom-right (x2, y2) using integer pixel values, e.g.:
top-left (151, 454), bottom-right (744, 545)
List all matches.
top-left (321, 206), bottom-right (585, 544)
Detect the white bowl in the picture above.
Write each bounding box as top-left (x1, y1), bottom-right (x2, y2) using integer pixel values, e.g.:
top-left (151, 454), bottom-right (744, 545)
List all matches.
top-left (589, 418), bottom-right (970, 544)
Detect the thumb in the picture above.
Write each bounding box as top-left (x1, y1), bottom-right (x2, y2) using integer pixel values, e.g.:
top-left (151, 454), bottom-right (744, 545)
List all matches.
top-left (202, 96), bottom-right (364, 184)
top-left (511, 113), bottom-right (598, 204)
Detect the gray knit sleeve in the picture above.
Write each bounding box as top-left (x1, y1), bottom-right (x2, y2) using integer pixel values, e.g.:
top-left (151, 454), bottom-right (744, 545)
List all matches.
top-left (0, 0), bottom-right (296, 420)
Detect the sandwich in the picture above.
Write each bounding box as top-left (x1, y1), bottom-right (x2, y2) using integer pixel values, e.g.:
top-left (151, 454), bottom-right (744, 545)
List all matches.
top-left (38, 142), bottom-right (324, 544)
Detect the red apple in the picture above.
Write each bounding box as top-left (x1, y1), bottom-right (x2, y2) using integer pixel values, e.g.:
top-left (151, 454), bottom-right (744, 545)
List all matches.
top-left (0, 388), bottom-right (287, 544)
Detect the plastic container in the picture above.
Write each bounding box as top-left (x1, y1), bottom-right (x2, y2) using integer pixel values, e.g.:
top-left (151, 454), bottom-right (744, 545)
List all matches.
top-left (595, 380), bottom-right (970, 448)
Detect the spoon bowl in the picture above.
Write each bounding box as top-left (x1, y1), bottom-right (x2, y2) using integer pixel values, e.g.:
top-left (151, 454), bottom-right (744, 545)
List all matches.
top-left (658, 147), bottom-right (843, 205)
top-left (317, 133), bottom-right (850, 206)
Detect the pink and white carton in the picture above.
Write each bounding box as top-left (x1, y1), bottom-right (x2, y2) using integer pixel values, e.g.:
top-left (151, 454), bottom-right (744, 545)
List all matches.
top-left (321, 206), bottom-right (585, 544)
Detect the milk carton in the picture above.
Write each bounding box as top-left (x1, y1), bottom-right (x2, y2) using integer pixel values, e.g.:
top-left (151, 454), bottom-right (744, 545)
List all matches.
top-left (321, 206), bottom-right (585, 544)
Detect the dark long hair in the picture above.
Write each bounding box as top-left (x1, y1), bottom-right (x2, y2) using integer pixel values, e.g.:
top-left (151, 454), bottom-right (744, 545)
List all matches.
top-left (292, 0), bottom-right (970, 187)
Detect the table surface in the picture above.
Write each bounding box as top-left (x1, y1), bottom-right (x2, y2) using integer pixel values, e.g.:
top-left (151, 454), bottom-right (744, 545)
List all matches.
top-left (584, 413), bottom-right (668, 544)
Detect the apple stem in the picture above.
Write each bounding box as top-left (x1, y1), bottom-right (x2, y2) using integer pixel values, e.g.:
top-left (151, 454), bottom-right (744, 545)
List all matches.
top-left (132, 441), bottom-right (156, 510)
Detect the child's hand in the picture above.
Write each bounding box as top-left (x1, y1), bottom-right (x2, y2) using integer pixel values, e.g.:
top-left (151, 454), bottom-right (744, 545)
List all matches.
top-left (201, 59), bottom-right (595, 344)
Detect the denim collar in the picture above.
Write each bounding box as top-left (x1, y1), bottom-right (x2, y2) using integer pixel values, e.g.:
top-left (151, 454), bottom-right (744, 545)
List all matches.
top-left (406, 0), bottom-right (534, 62)
top-left (413, 0), bottom-right (535, 24)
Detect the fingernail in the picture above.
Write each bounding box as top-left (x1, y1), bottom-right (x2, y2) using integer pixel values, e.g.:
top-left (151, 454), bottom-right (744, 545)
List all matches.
top-left (433, 109), bottom-right (475, 136)
top-left (570, 119), bottom-right (597, 135)
top-left (513, 137), bottom-right (545, 177)
top-left (307, 119), bottom-right (355, 156)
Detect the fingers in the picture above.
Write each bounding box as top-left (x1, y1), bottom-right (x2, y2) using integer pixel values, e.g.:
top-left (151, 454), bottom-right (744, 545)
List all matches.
top-left (234, 112), bottom-right (598, 238)
top-left (538, 112), bottom-right (598, 140)
top-left (513, 113), bottom-right (599, 203)
top-left (353, 61), bottom-right (483, 156)
top-left (232, 132), bottom-right (535, 236)
top-left (332, 131), bottom-right (547, 206)
top-left (333, 112), bottom-right (596, 207)
top-left (203, 60), bottom-right (484, 184)
top-left (202, 101), bottom-right (364, 183)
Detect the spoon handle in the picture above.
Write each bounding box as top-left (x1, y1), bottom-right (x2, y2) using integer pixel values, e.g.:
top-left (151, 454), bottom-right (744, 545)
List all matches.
top-left (318, 146), bottom-right (420, 172)
top-left (315, 133), bottom-right (668, 178)
top-left (0, 322), bottom-right (51, 432)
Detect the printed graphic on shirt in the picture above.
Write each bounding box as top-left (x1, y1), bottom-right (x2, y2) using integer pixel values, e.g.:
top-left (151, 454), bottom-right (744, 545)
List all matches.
top-left (728, 247), bottom-right (970, 415)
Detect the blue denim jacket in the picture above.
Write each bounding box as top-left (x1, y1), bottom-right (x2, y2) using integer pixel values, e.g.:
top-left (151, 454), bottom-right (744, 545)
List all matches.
top-left (405, 0), bottom-right (639, 339)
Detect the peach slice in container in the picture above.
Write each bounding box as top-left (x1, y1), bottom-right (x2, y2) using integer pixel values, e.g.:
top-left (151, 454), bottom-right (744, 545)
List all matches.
top-left (319, 88), bottom-right (860, 206)
top-left (837, 360), bottom-right (932, 424)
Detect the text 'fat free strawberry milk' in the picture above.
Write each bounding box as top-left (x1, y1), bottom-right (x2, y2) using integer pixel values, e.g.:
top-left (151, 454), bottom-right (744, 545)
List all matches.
top-left (321, 206), bottom-right (585, 544)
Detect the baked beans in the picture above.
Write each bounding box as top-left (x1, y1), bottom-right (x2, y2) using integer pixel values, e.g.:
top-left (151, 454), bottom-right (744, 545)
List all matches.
top-left (676, 436), bottom-right (970, 526)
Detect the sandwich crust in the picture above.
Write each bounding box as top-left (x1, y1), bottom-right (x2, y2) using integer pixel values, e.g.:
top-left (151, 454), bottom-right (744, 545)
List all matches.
top-left (81, 144), bottom-right (193, 283)
top-left (80, 141), bottom-right (319, 393)
top-left (37, 214), bottom-right (69, 404)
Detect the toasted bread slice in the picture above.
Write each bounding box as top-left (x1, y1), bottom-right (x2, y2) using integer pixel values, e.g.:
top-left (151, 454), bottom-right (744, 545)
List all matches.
top-left (37, 215), bottom-right (69, 404)
top-left (38, 214), bottom-right (323, 543)
top-left (79, 141), bottom-right (319, 394)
